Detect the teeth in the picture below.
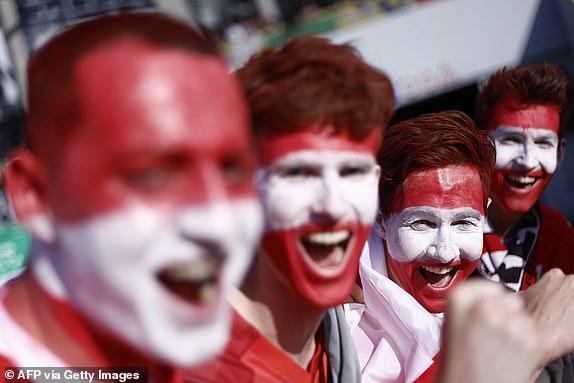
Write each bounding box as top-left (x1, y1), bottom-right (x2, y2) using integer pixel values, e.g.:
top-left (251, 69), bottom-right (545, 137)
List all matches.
top-left (507, 175), bottom-right (536, 184)
top-left (163, 258), bottom-right (220, 282)
top-left (305, 230), bottom-right (350, 245)
top-left (199, 283), bottom-right (216, 302)
top-left (421, 265), bottom-right (452, 275)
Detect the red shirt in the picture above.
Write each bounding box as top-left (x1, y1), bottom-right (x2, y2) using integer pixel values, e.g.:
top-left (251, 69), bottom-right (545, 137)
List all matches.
top-left (184, 310), bottom-right (329, 383)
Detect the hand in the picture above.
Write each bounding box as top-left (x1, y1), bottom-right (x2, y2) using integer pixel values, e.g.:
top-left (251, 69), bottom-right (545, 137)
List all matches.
top-left (521, 268), bottom-right (574, 366)
top-left (440, 280), bottom-right (542, 383)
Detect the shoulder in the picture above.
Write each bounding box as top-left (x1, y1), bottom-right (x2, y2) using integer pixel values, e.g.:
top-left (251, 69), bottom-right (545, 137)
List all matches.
top-left (535, 204), bottom-right (574, 273)
top-left (537, 204), bottom-right (574, 242)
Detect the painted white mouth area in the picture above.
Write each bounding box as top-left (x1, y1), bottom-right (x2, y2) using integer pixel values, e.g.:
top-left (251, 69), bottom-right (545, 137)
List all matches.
top-left (420, 265), bottom-right (453, 275)
top-left (304, 230), bottom-right (350, 245)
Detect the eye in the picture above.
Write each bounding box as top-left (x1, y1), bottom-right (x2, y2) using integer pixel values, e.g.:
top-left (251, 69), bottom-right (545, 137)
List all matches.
top-left (220, 154), bottom-right (251, 184)
top-left (122, 168), bottom-right (174, 190)
top-left (500, 136), bottom-right (522, 145)
top-left (409, 220), bottom-right (436, 231)
top-left (339, 164), bottom-right (372, 178)
top-left (452, 219), bottom-right (477, 231)
top-left (276, 165), bottom-right (320, 179)
top-left (534, 139), bottom-right (555, 149)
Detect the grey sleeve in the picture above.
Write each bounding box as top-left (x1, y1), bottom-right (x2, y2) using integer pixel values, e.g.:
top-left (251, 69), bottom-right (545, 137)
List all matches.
top-left (323, 306), bottom-right (362, 383)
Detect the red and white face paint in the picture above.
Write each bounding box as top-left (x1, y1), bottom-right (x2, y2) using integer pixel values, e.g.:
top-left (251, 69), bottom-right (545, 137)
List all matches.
top-left (488, 103), bottom-right (561, 213)
top-left (24, 41), bottom-right (262, 366)
top-left (381, 165), bottom-right (485, 313)
top-left (257, 129), bottom-right (380, 308)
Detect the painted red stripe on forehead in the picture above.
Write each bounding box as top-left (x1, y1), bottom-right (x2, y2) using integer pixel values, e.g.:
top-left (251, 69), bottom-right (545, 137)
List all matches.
top-left (257, 128), bottom-right (380, 165)
top-left (488, 103), bottom-right (560, 134)
top-left (389, 165), bottom-right (485, 215)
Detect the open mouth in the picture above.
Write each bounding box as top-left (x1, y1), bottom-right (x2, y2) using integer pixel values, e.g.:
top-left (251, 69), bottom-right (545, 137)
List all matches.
top-left (418, 265), bottom-right (457, 288)
top-left (300, 230), bottom-right (351, 270)
top-left (503, 174), bottom-right (540, 189)
top-left (157, 256), bottom-right (223, 306)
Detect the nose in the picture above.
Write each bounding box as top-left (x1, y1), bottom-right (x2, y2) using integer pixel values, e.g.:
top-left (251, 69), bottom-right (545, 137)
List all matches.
top-left (310, 173), bottom-right (346, 224)
top-left (428, 228), bottom-right (460, 263)
top-left (176, 202), bottom-right (236, 251)
top-left (514, 142), bottom-right (538, 170)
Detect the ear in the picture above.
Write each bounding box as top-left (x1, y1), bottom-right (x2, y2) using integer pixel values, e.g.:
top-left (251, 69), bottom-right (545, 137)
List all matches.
top-left (374, 164), bottom-right (381, 181)
top-left (375, 210), bottom-right (387, 240)
top-left (3, 149), bottom-right (55, 242)
top-left (557, 137), bottom-right (567, 166)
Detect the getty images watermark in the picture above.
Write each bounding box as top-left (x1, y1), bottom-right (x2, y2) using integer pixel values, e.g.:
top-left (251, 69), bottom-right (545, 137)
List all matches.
top-left (4, 368), bottom-right (147, 383)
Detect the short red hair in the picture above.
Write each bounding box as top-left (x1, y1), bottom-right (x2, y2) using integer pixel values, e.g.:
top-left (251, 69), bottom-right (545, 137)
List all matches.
top-left (236, 35), bottom-right (395, 143)
top-left (475, 63), bottom-right (571, 138)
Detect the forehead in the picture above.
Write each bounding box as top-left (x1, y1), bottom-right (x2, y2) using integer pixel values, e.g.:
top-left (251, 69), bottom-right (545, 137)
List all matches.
top-left (268, 149), bottom-right (376, 167)
top-left (488, 102), bottom-right (560, 134)
top-left (68, 40), bottom-right (249, 154)
top-left (390, 165), bottom-right (484, 214)
top-left (257, 128), bottom-right (380, 165)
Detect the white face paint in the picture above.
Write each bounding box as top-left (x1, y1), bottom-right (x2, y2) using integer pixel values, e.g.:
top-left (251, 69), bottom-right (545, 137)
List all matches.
top-left (257, 150), bottom-right (380, 230)
top-left (382, 206), bottom-right (484, 264)
top-left (28, 200), bottom-right (262, 366)
top-left (489, 126), bottom-right (559, 173)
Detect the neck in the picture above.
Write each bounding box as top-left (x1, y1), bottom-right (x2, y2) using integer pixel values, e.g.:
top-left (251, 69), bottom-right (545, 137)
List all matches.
top-left (487, 200), bottom-right (526, 239)
top-left (231, 254), bottom-right (325, 368)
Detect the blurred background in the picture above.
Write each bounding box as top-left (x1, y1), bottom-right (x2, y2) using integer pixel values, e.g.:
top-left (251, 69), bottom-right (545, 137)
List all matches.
top-left (0, 0), bottom-right (572, 278)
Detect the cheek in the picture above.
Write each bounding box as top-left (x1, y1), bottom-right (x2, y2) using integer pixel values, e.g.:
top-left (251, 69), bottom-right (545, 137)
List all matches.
top-left (494, 143), bottom-right (520, 169)
top-left (339, 177), bottom-right (379, 224)
top-left (258, 177), bottom-right (320, 230)
top-left (386, 228), bottom-right (432, 263)
top-left (534, 148), bottom-right (558, 173)
top-left (454, 230), bottom-right (483, 261)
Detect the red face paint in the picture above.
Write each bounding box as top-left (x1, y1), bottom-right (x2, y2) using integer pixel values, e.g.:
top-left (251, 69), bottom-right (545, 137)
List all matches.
top-left (487, 101), bottom-right (561, 213)
top-left (47, 41), bottom-right (256, 223)
top-left (257, 128), bottom-right (381, 166)
top-left (388, 165), bottom-right (485, 214)
top-left (257, 129), bottom-right (380, 308)
top-left (384, 166), bottom-right (485, 313)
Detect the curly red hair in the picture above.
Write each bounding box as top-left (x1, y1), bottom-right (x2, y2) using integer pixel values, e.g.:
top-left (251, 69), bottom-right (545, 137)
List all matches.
top-left (378, 110), bottom-right (495, 217)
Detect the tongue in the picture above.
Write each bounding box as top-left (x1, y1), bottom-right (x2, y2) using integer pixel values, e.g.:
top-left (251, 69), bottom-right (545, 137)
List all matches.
top-left (420, 268), bottom-right (452, 288)
top-left (304, 243), bottom-right (344, 269)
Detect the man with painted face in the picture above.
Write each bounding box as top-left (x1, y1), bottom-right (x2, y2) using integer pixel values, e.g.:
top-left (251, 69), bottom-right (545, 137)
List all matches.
top-left (474, 63), bottom-right (574, 382)
top-left (185, 35), bottom-right (395, 382)
top-left (0, 13), bottom-right (262, 374)
top-left (474, 63), bottom-right (574, 291)
top-left (346, 111), bottom-right (567, 383)
top-left (345, 111), bottom-right (495, 382)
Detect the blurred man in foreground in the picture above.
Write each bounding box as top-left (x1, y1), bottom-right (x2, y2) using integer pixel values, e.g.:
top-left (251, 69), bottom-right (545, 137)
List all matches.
top-left (0, 13), bottom-right (262, 377)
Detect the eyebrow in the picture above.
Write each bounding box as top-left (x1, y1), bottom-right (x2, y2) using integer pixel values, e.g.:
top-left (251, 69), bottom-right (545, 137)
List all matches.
top-left (451, 210), bottom-right (482, 220)
top-left (399, 207), bottom-right (483, 221)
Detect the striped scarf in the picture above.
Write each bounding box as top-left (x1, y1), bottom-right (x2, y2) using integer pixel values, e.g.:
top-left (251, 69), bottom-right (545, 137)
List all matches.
top-left (477, 207), bottom-right (541, 292)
